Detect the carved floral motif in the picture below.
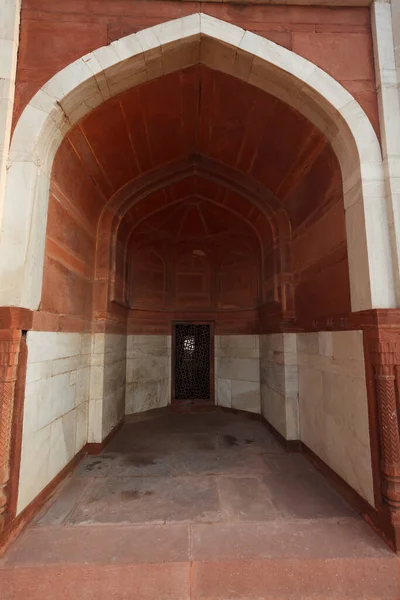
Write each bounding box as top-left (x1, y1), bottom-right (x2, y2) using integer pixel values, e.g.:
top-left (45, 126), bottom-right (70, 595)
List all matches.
top-left (0, 330), bottom-right (21, 533)
top-left (367, 329), bottom-right (400, 519)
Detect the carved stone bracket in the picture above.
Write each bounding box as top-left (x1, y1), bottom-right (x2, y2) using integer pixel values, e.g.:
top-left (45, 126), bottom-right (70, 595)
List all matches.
top-left (0, 329), bottom-right (22, 534)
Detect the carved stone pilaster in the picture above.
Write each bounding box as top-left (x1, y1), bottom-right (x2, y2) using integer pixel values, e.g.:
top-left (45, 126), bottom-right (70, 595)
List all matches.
top-left (0, 330), bottom-right (21, 533)
top-left (369, 332), bottom-right (400, 519)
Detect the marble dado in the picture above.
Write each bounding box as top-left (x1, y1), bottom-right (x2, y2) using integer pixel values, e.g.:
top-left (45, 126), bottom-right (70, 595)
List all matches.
top-left (90, 333), bottom-right (126, 442)
top-left (297, 330), bottom-right (375, 507)
top-left (260, 333), bottom-right (299, 441)
top-left (18, 331), bottom-right (91, 514)
top-left (17, 330), bottom-right (375, 517)
top-left (125, 335), bottom-right (171, 414)
top-left (215, 335), bottom-right (261, 413)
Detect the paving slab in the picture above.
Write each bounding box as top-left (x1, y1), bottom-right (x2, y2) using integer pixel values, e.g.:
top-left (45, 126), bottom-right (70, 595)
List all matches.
top-left (66, 475), bottom-right (222, 525)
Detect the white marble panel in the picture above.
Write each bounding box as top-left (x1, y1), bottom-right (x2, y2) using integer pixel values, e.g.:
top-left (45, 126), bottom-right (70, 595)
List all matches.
top-left (104, 358), bottom-right (126, 393)
top-left (217, 357), bottom-right (260, 383)
top-left (127, 355), bottom-right (169, 382)
top-left (158, 378), bottom-right (171, 408)
top-left (88, 397), bottom-right (102, 443)
top-left (76, 367), bottom-right (90, 405)
top-left (125, 335), bottom-right (171, 415)
top-left (297, 333), bottom-right (319, 356)
top-left (75, 401), bottom-right (88, 453)
top-left (331, 330), bottom-right (364, 361)
top-left (318, 331), bottom-right (333, 357)
top-left (102, 334), bottom-right (126, 437)
top-left (259, 333), bottom-right (299, 440)
top-left (231, 380), bottom-right (261, 414)
top-left (215, 336), bottom-right (260, 413)
top-left (18, 331), bottom-right (94, 515)
top-left (261, 384), bottom-right (287, 439)
top-left (216, 378), bottom-right (232, 408)
top-left (216, 335), bottom-right (259, 359)
top-left (25, 331), bottom-right (57, 362)
top-left (298, 330), bottom-right (374, 506)
top-left (48, 411), bottom-right (76, 482)
top-left (54, 332), bottom-right (82, 359)
top-left (17, 425), bottom-right (51, 514)
top-left (126, 380), bottom-right (160, 414)
top-left (102, 385), bottom-right (125, 438)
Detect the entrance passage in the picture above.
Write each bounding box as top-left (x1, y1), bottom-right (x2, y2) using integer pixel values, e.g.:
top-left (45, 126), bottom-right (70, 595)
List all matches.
top-left (173, 323), bottom-right (213, 404)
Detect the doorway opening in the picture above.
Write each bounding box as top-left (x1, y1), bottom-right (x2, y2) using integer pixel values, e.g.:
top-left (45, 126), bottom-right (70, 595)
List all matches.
top-left (172, 322), bottom-right (214, 408)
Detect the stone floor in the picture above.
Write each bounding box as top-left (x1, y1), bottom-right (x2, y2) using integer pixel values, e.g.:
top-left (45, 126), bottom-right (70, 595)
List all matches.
top-left (1, 410), bottom-right (398, 599)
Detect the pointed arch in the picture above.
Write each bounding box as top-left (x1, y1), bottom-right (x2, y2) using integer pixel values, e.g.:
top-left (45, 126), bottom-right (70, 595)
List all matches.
top-left (0, 13), bottom-right (394, 311)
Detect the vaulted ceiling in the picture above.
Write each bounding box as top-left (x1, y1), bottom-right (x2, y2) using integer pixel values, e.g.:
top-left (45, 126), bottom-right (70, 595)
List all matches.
top-left (47, 63), bottom-right (346, 320)
top-left (62, 64), bottom-right (342, 234)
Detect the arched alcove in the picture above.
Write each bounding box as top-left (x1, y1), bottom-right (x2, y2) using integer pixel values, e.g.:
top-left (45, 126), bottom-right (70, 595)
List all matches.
top-left (2, 15), bottom-right (388, 546)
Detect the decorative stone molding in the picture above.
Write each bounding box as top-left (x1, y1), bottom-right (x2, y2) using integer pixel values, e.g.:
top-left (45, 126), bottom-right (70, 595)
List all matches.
top-left (0, 329), bottom-right (22, 533)
top-left (366, 328), bottom-right (400, 542)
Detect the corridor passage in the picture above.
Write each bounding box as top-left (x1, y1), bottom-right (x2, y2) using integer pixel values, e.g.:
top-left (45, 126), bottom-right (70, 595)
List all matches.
top-left (1, 410), bottom-right (396, 599)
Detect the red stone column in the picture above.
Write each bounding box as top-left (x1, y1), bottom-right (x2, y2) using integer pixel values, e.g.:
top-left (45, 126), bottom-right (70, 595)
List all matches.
top-left (0, 329), bottom-right (22, 534)
top-left (368, 330), bottom-right (400, 548)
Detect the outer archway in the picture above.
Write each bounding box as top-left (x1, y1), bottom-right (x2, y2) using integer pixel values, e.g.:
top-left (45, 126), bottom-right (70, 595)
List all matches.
top-left (1, 13), bottom-right (399, 556)
top-left (0, 13), bottom-right (395, 312)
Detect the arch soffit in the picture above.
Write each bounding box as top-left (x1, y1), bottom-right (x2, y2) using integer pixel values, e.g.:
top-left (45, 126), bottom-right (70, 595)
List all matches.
top-left (2, 13), bottom-right (393, 311)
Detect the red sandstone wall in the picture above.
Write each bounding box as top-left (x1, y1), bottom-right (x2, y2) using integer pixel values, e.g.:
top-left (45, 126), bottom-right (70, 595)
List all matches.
top-left (15, 1), bottom-right (378, 134)
top-left (129, 245), bottom-right (259, 311)
top-left (288, 144), bottom-right (351, 320)
top-left (41, 135), bottom-right (106, 330)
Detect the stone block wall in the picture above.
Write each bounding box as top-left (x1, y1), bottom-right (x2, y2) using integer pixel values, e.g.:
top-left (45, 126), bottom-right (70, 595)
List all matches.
top-left (260, 333), bottom-right (299, 440)
top-left (215, 335), bottom-right (261, 413)
top-left (103, 334), bottom-right (126, 439)
top-left (89, 333), bottom-right (126, 441)
top-left (297, 330), bottom-right (374, 506)
top-left (18, 331), bottom-right (91, 514)
top-left (125, 335), bottom-right (171, 414)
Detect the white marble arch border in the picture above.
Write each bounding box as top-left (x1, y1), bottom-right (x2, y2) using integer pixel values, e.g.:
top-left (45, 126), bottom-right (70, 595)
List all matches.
top-left (0, 13), bottom-right (395, 312)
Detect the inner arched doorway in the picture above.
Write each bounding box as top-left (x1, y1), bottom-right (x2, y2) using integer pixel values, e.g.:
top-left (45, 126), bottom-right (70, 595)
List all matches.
top-left (1, 15), bottom-right (399, 561)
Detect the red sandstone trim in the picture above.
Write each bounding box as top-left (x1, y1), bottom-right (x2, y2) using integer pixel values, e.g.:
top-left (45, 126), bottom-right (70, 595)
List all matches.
top-left (5, 307), bottom-right (400, 337)
top-left (0, 406), bottom-right (397, 556)
top-left (300, 444), bottom-right (381, 530)
top-left (221, 406), bottom-right (395, 551)
top-left (362, 330), bottom-right (383, 509)
top-left (0, 308), bottom-right (33, 331)
top-left (0, 419), bottom-right (124, 555)
top-left (264, 415), bottom-right (397, 553)
top-left (0, 449), bottom-right (85, 556)
top-left (301, 442), bottom-right (398, 553)
top-left (6, 334), bottom-right (28, 524)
